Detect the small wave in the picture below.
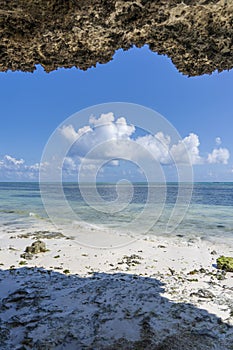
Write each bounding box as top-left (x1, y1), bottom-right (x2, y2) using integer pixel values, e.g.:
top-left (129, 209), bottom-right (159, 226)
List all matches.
top-left (28, 212), bottom-right (48, 221)
top-left (72, 220), bottom-right (108, 231)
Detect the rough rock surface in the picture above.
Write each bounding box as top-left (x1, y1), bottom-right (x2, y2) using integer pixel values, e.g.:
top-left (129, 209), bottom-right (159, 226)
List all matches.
top-left (0, 268), bottom-right (233, 349)
top-left (0, 0), bottom-right (233, 75)
top-left (217, 256), bottom-right (233, 272)
top-left (25, 240), bottom-right (47, 254)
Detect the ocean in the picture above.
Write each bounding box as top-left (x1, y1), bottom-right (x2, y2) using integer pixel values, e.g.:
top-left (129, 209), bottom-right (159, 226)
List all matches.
top-left (0, 182), bottom-right (233, 245)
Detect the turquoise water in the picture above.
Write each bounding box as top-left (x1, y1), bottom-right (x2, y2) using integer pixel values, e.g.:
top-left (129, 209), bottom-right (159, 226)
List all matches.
top-left (0, 182), bottom-right (233, 242)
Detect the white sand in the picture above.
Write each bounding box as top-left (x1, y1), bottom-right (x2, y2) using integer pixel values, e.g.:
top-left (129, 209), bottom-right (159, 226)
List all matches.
top-left (0, 228), bottom-right (233, 349)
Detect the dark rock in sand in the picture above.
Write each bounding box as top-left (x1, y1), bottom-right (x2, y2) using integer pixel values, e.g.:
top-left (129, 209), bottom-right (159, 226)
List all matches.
top-left (19, 231), bottom-right (65, 239)
top-left (24, 240), bottom-right (47, 255)
top-left (211, 250), bottom-right (217, 255)
top-left (20, 252), bottom-right (33, 260)
top-left (190, 289), bottom-right (215, 299)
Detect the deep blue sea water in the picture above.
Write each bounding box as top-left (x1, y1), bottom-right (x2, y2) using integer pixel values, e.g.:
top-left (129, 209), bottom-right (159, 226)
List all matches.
top-left (0, 182), bottom-right (233, 242)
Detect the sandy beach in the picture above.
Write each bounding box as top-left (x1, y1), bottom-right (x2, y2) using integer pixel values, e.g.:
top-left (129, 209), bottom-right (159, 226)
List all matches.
top-left (1, 227), bottom-right (233, 349)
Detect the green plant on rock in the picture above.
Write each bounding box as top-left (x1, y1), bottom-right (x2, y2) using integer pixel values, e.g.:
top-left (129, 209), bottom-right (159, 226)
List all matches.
top-left (217, 256), bottom-right (233, 272)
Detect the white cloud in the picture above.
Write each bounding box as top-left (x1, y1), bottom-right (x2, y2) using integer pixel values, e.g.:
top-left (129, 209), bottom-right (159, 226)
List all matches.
top-left (60, 124), bottom-right (92, 144)
top-left (62, 157), bottom-right (79, 175)
top-left (0, 155), bottom-right (48, 180)
top-left (89, 112), bottom-right (114, 126)
top-left (60, 114), bottom-right (136, 160)
top-left (61, 114), bottom-right (135, 142)
top-left (59, 114), bottom-right (230, 175)
top-left (215, 137), bottom-right (222, 146)
top-left (170, 133), bottom-right (203, 165)
top-left (109, 160), bottom-right (119, 166)
top-left (136, 133), bottom-right (170, 164)
top-left (1, 155), bottom-right (25, 168)
top-left (0, 113), bottom-right (230, 180)
top-left (207, 148), bottom-right (230, 164)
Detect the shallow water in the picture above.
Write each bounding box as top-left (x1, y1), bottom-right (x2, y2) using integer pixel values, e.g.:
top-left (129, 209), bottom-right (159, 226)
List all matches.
top-left (0, 182), bottom-right (233, 243)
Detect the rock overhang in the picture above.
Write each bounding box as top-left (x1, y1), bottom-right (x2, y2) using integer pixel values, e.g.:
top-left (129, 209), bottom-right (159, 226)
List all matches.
top-left (0, 0), bottom-right (232, 76)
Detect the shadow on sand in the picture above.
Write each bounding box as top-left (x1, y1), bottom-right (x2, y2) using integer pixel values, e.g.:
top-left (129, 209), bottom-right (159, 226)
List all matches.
top-left (0, 267), bottom-right (232, 350)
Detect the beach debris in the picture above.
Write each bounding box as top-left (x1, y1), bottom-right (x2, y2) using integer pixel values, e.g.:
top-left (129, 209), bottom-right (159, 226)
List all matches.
top-left (188, 268), bottom-right (206, 275)
top-left (20, 252), bottom-right (33, 260)
top-left (187, 278), bottom-right (199, 282)
top-left (8, 246), bottom-right (18, 251)
top-left (217, 256), bottom-right (233, 272)
top-left (18, 230), bottom-right (65, 239)
top-left (190, 289), bottom-right (215, 299)
top-left (118, 254), bottom-right (143, 268)
top-left (168, 267), bottom-right (175, 275)
top-left (215, 270), bottom-right (227, 280)
top-left (199, 268), bottom-right (206, 274)
top-left (188, 269), bottom-right (199, 275)
top-left (211, 250), bottom-right (217, 255)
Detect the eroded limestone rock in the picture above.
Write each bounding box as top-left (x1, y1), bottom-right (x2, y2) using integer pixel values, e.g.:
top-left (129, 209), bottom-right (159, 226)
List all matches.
top-left (0, 0), bottom-right (232, 75)
top-left (25, 240), bottom-right (47, 254)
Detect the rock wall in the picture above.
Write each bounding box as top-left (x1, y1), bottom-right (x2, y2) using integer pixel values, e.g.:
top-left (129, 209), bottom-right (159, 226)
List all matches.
top-left (0, 0), bottom-right (232, 75)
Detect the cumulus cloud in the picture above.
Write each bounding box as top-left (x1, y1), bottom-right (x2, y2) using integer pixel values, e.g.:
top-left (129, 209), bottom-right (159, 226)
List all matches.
top-left (0, 113), bottom-right (230, 180)
top-left (0, 155), bottom-right (47, 180)
top-left (0, 155), bottom-right (25, 168)
top-left (60, 114), bottom-right (135, 161)
top-left (62, 157), bottom-right (78, 174)
top-left (170, 133), bottom-right (203, 165)
top-left (136, 133), bottom-right (171, 164)
top-left (61, 115), bottom-right (171, 166)
top-left (207, 148), bottom-right (230, 165)
top-left (60, 113), bottom-right (208, 169)
top-left (60, 124), bottom-right (92, 143)
top-left (206, 137), bottom-right (230, 164)
top-left (59, 113), bottom-right (231, 178)
top-left (215, 137), bottom-right (222, 146)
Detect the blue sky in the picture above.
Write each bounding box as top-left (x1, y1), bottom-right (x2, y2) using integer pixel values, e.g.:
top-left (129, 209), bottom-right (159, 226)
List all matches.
top-left (0, 45), bottom-right (232, 181)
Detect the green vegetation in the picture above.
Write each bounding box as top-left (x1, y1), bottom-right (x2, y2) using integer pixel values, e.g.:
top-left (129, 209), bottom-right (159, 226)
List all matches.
top-left (217, 256), bottom-right (233, 272)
